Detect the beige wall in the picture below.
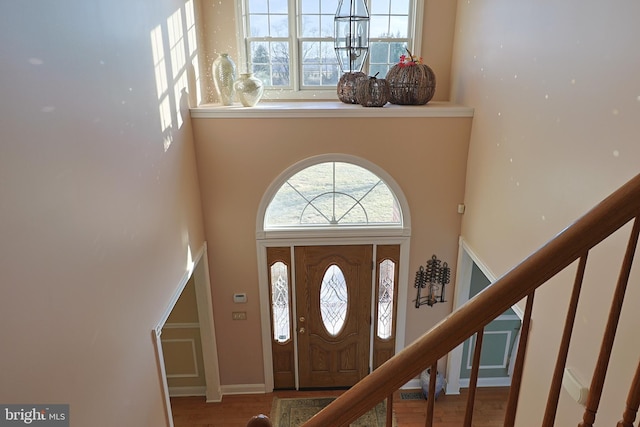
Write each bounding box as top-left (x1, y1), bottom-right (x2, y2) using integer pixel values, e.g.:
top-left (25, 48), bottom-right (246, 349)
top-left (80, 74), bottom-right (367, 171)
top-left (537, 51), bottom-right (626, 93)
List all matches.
top-left (451, 2), bottom-right (640, 425)
top-left (192, 115), bottom-right (471, 386)
top-left (198, 0), bottom-right (458, 103)
top-left (0, 0), bottom-right (205, 425)
top-left (163, 278), bottom-right (206, 390)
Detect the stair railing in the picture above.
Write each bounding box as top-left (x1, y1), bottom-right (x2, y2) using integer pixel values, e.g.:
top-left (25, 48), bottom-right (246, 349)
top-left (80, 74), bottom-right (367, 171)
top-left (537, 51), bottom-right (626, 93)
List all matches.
top-left (247, 172), bottom-right (640, 427)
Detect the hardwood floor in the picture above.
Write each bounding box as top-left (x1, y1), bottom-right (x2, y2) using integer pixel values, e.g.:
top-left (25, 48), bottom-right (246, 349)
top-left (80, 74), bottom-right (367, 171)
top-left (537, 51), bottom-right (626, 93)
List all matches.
top-left (170, 387), bottom-right (510, 427)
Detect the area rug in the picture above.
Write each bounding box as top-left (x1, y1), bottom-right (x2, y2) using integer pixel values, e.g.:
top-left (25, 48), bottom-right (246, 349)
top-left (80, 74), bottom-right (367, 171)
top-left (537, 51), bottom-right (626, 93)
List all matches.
top-left (270, 397), bottom-right (395, 427)
top-left (400, 391), bottom-right (424, 400)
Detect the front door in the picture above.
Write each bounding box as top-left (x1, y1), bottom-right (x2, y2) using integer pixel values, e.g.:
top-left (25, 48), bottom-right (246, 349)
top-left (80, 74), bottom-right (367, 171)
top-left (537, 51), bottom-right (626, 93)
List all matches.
top-left (295, 245), bottom-right (372, 388)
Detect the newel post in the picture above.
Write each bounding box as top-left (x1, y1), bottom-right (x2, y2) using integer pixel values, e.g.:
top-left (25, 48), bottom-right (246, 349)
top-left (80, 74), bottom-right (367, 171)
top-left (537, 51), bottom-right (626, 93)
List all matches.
top-left (247, 414), bottom-right (272, 427)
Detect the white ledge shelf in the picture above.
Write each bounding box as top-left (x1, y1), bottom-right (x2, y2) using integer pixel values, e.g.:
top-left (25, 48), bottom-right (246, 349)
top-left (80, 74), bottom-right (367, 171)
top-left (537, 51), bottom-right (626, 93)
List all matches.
top-left (190, 101), bottom-right (474, 119)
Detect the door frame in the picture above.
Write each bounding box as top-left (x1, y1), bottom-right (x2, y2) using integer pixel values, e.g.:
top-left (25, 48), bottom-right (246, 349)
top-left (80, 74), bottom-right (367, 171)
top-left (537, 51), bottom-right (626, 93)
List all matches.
top-left (154, 243), bottom-right (222, 426)
top-left (257, 236), bottom-right (410, 392)
top-left (445, 237), bottom-right (524, 394)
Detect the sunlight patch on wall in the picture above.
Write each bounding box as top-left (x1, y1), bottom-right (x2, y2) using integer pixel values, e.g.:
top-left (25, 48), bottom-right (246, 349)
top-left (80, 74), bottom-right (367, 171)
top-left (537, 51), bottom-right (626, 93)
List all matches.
top-left (185, 0), bottom-right (202, 103)
top-left (168, 8), bottom-right (186, 130)
top-left (151, 25), bottom-right (173, 151)
top-left (150, 0), bottom-right (201, 152)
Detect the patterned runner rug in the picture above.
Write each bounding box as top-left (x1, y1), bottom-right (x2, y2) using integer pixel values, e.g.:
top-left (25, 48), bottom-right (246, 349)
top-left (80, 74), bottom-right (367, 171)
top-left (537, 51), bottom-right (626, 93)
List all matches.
top-left (270, 397), bottom-right (393, 427)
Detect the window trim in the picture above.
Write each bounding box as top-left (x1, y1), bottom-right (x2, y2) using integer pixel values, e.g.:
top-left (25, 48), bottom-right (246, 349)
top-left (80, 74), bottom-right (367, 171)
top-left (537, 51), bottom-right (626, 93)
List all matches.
top-left (264, 161), bottom-right (403, 229)
top-left (234, 0), bottom-right (425, 101)
top-left (256, 153), bottom-right (412, 240)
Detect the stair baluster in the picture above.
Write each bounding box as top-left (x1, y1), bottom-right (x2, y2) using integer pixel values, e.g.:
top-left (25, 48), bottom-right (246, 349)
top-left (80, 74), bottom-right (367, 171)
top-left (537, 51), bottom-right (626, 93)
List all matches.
top-left (463, 329), bottom-right (484, 427)
top-left (579, 217), bottom-right (640, 427)
top-left (504, 292), bottom-right (535, 427)
top-left (617, 358), bottom-right (640, 427)
top-left (542, 253), bottom-right (588, 427)
top-left (386, 393), bottom-right (393, 427)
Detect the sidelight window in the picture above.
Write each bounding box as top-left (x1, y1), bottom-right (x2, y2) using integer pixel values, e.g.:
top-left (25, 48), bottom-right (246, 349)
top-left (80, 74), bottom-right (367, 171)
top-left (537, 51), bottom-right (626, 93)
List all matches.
top-left (376, 258), bottom-right (395, 339)
top-left (270, 261), bottom-right (291, 342)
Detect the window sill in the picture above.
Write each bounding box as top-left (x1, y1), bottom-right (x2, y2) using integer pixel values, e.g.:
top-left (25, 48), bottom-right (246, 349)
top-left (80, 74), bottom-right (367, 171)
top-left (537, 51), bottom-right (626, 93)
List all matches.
top-left (189, 101), bottom-right (474, 119)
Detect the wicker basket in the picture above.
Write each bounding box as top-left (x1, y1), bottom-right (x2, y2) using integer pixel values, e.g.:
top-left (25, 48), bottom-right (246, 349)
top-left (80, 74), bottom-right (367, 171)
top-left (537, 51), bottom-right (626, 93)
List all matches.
top-left (356, 76), bottom-right (390, 107)
top-left (337, 72), bottom-right (366, 104)
top-left (386, 63), bottom-right (436, 105)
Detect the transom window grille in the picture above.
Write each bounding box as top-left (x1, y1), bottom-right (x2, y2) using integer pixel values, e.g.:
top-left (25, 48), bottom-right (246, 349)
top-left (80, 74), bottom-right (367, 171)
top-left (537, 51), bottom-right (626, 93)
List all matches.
top-left (376, 258), bottom-right (395, 340)
top-left (270, 261), bottom-right (291, 343)
top-left (320, 264), bottom-right (348, 336)
top-left (265, 162), bottom-right (402, 229)
top-left (239, 0), bottom-right (418, 95)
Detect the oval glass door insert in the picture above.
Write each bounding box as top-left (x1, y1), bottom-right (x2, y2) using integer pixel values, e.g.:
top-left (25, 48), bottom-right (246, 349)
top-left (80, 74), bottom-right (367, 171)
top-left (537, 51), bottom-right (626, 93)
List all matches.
top-left (320, 264), bottom-right (348, 336)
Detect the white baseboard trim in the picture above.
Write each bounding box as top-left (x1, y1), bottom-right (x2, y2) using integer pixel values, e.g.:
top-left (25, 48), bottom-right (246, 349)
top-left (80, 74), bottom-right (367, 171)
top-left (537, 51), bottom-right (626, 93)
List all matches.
top-left (220, 384), bottom-right (267, 395)
top-left (206, 386), bottom-right (223, 403)
top-left (400, 378), bottom-right (421, 390)
top-left (459, 377), bottom-right (511, 388)
top-left (217, 380), bottom-right (424, 396)
top-left (168, 386), bottom-right (207, 397)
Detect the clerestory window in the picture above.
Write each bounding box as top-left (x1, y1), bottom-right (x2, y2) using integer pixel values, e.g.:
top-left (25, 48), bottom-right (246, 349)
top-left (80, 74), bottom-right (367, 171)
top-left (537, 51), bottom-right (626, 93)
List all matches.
top-left (264, 161), bottom-right (402, 229)
top-left (237, 0), bottom-right (422, 99)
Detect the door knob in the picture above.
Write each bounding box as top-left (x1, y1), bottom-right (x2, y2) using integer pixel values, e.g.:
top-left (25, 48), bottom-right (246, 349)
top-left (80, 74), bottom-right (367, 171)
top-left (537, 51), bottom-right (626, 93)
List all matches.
top-left (299, 327), bottom-right (305, 334)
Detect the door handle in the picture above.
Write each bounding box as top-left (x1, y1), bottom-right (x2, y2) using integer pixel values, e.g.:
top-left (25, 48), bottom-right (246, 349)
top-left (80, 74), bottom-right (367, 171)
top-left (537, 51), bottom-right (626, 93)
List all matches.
top-left (299, 327), bottom-right (305, 334)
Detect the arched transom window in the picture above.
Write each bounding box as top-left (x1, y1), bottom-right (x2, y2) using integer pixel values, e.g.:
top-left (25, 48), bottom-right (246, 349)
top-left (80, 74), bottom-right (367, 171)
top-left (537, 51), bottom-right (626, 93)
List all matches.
top-left (265, 161), bottom-right (402, 229)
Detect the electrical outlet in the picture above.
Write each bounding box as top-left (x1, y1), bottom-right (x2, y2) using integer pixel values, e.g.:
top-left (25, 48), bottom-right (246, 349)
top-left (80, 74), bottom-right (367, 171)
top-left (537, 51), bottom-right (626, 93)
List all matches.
top-left (232, 311), bottom-right (247, 320)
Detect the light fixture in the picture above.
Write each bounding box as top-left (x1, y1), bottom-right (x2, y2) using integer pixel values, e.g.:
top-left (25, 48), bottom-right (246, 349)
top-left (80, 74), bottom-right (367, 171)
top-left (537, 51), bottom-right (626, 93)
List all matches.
top-left (414, 255), bottom-right (451, 308)
top-left (334, 0), bottom-right (370, 73)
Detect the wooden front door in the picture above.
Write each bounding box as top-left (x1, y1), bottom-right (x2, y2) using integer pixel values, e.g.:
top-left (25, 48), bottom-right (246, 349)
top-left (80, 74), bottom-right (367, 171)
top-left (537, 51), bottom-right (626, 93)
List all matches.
top-left (295, 245), bottom-right (373, 388)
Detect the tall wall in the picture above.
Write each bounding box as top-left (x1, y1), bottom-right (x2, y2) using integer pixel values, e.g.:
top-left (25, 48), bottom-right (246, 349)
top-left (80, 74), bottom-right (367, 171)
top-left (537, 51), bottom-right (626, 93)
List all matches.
top-left (191, 0), bottom-right (465, 389)
top-left (0, 0), bottom-right (205, 425)
top-left (192, 115), bottom-right (471, 386)
top-left (451, 2), bottom-right (640, 425)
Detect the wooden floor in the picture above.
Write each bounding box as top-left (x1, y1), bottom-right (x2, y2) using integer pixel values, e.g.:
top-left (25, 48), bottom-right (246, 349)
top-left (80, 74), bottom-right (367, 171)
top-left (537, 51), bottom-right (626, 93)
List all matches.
top-left (170, 387), bottom-right (510, 427)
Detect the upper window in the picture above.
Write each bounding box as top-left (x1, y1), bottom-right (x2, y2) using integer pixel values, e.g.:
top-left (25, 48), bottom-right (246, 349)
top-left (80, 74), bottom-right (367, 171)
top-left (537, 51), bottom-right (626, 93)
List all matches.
top-left (237, 0), bottom-right (420, 98)
top-left (265, 161), bottom-right (402, 229)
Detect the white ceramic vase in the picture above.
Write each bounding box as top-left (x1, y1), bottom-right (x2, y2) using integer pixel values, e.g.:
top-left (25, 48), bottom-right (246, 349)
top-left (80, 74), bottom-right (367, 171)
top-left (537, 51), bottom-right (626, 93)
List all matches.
top-left (212, 53), bottom-right (236, 105)
top-left (233, 73), bottom-right (264, 107)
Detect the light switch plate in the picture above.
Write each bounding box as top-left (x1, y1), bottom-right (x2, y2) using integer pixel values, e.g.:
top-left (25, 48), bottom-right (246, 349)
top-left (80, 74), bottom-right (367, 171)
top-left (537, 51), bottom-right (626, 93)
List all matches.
top-left (233, 293), bottom-right (247, 303)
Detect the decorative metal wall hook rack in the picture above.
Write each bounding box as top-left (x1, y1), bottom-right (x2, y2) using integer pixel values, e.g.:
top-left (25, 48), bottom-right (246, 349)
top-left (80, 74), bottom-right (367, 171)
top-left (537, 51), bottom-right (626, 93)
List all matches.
top-left (414, 254), bottom-right (451, 308)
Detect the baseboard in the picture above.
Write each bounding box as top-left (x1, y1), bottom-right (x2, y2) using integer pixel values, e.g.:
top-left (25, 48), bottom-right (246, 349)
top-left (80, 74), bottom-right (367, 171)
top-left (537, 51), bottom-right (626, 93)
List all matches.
top-left (220, 384), bottom-right (267, 395)
top-left (206, 386), bottom-right (223, 403)
top-left (218, 380), bottom-right (424, 395)
top-left (400, 378), bottom-right (421, 390)
top-left (459, 377), bottom-right (511, 388)
top-left (168, 386), bottom-right (206, 397)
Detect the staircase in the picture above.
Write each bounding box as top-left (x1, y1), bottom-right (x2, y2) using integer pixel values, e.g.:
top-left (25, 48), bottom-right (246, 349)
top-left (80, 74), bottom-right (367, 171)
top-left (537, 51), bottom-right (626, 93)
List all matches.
top-left (248, 172), bottom-right (640, 427)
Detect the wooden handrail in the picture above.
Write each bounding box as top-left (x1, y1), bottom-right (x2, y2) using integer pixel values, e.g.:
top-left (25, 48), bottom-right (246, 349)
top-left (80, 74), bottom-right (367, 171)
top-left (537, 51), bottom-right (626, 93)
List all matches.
top-left (299, 173), bottom-right (640, 427)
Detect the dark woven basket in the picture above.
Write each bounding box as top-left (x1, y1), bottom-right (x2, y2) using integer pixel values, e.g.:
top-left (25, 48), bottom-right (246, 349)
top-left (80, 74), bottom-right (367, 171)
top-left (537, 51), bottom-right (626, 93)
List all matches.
top-left (337, 72), bottom-right (366, 104)
top-left (386, 63), bottom-right (436, 105)
top-left (356, 76), bottom-right (390, 107)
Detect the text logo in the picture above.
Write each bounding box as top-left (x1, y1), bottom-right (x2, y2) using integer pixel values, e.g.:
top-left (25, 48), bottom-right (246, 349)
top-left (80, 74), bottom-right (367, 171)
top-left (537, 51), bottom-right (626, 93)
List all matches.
top-left (0, 405), bottom-right (68, 426)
